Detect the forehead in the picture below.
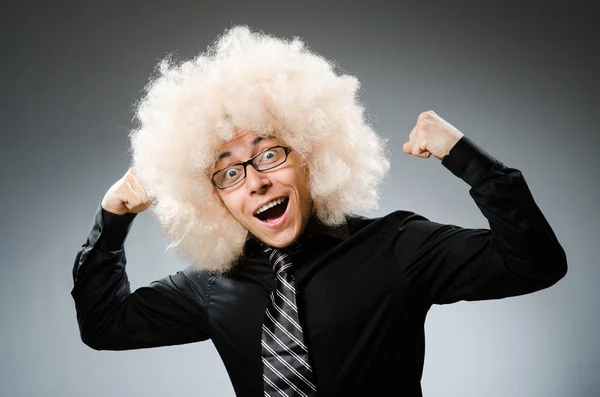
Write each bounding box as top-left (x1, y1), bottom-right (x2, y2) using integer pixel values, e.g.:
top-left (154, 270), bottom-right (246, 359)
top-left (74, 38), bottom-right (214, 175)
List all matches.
top-left (215, 130), bottom-right (282, 161)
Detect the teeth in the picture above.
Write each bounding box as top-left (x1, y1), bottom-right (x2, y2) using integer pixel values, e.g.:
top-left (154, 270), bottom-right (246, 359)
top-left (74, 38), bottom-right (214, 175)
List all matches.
top-left (255, 198), bottom-right (285, 215)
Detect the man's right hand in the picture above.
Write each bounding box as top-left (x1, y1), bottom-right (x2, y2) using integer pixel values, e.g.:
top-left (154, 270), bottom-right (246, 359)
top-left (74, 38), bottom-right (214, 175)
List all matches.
top-left (101, 167), bottom-right (153, 216)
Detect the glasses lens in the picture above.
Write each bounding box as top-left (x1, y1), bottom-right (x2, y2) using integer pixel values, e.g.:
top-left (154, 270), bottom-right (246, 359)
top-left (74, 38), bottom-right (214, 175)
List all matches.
top-left (214, 165), bottom-right (245, 188)
top-left (254, 147), bottom-right (286, 170)
top-left (213, 147), bottom-right (289, 189)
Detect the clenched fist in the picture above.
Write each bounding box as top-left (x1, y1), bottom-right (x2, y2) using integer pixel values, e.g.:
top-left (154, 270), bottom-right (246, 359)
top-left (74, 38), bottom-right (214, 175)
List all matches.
top-left (101, 168), bottom-right (153, 216)
top-left (402, 110), bottom-right (464, 160)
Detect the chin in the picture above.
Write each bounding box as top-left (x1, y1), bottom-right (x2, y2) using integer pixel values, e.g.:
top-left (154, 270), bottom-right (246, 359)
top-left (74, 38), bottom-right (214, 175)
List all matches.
top-left (265, 228), bottom-right (300, 248)
top-left (252, 219), bottom-right (301, 248)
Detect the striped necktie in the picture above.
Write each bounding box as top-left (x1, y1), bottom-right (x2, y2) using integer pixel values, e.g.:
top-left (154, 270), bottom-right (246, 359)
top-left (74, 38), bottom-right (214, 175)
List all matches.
top-left (261, 246), bottom-right (317, 396)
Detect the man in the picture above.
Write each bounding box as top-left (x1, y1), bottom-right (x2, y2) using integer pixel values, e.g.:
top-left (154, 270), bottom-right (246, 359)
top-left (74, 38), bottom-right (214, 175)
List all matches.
top-left (71, 26), bottom-right (567, 397)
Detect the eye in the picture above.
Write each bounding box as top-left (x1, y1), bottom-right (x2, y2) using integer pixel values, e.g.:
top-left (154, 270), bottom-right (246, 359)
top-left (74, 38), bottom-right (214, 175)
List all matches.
top-left (260, 149), bottom-right (277, 162)
top-left (224, 167), bottom-right (239, 179)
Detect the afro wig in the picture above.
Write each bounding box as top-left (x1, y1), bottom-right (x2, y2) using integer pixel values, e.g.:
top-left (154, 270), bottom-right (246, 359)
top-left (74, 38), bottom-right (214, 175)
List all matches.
top-left (129, 25), bottom-right (390, 273)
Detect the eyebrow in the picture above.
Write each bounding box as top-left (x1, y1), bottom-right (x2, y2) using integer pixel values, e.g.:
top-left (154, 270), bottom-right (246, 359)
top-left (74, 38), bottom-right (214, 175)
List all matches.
top-left (216, 136), bottom-right (266, 162)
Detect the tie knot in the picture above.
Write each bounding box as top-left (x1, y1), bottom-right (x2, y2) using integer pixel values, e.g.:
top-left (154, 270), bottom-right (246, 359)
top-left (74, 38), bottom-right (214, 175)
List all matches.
top-left (262, 244), bottom-right (301, 274)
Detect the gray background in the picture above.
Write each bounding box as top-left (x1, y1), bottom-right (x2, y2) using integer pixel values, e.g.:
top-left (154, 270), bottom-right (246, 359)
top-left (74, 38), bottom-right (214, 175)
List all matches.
top-left (2, 1), bottom-right (598, 396)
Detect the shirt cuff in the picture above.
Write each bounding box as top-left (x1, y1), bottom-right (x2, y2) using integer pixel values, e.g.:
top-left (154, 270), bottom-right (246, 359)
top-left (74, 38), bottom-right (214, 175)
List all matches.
top-left (90, 204), bottom-right (137, 251)
top-left (441, 135), bottom-right (499, 187)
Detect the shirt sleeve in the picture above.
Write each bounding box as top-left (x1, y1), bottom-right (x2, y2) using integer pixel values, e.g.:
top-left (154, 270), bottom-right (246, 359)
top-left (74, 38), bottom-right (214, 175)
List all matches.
top-left (395, 135), bottom-right (568, 305)
top-left (71, 204), bottom-right (211, 350)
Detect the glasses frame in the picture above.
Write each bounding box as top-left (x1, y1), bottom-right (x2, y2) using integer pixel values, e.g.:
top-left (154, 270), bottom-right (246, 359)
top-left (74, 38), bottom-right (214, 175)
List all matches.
top-left (211, 145), bottom-right (293, 190)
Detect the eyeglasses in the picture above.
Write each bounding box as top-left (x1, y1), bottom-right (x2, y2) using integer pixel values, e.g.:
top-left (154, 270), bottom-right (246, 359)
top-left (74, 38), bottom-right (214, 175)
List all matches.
top-left (211, 146), bottom-right (293, 189)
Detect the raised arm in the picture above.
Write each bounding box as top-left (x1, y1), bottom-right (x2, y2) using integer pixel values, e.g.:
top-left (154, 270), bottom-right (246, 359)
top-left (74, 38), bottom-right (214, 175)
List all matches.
top-left (71, 170), bottom-right (211, 350)
top-left (396, 111), bottom-right (567, 305)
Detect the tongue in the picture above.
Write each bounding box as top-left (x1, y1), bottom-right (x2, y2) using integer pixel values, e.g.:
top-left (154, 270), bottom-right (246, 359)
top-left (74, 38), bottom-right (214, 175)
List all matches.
top-left (261, 201), bottom-right (287, 222)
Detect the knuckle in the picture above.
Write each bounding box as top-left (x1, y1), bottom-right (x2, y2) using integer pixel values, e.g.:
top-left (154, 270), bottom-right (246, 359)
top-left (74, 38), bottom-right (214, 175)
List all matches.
top-left (130, 197), bottom-right (141, 207)
top-left (419, 110), bottom-right (435, 121)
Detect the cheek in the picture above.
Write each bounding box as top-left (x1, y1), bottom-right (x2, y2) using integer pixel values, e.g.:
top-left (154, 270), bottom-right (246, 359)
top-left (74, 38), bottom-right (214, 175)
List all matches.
top-left (212, 189), bottom-right (226, 208)
top-left (299, 167), bottom-right (312, 196)
top-left (213, 189), bottom-right (238, 215)
top-left (292, 170), bottom-right (313, 212)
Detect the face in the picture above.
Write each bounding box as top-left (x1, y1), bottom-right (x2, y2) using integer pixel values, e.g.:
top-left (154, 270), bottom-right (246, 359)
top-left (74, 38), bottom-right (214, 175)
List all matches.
top-left (211, 130), bottom-right (314, 248)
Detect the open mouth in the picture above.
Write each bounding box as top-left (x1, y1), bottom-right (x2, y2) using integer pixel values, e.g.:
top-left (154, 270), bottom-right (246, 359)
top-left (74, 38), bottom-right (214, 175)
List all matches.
top-left (254, 197), bottom-right (289, 223)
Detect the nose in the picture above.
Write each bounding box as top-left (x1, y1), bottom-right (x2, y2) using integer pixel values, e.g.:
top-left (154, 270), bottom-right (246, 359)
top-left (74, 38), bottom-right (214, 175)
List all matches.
top-left (245, 164), bottom-right (271, 195)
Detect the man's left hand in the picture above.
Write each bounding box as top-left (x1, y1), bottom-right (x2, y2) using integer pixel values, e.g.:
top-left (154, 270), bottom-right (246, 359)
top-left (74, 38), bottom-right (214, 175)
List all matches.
top-left (402, 110), bottom-right (464, 160)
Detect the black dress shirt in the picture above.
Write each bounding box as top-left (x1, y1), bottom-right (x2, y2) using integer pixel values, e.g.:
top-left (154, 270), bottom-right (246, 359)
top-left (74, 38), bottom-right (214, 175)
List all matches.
top-left (71, 135), bottom-right (567, 397)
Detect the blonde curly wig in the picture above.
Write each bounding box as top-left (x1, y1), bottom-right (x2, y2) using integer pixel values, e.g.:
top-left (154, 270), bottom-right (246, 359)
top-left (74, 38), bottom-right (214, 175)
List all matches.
top-left (129, 25), bottom-right (390, 273)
